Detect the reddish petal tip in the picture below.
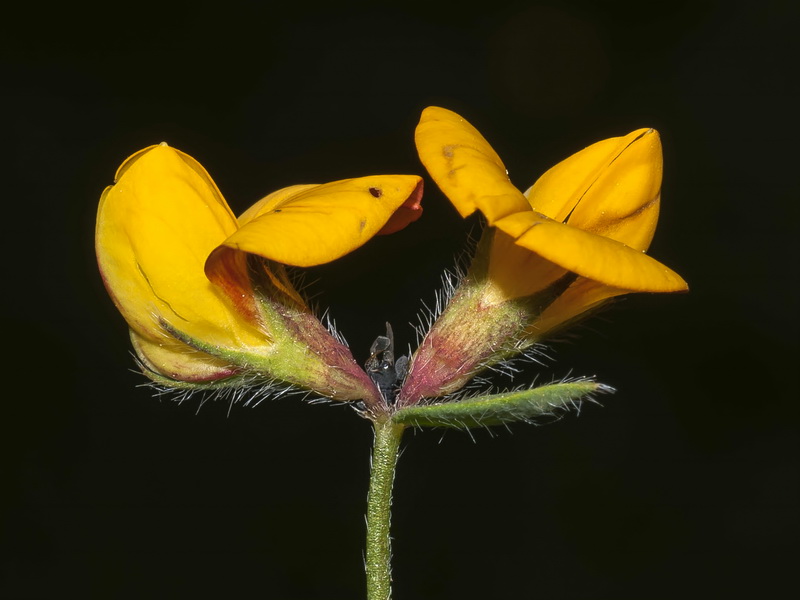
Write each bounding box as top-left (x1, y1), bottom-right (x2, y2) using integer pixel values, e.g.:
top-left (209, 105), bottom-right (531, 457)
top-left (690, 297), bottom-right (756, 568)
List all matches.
top-left (378, 179), bottom-right (424, 235)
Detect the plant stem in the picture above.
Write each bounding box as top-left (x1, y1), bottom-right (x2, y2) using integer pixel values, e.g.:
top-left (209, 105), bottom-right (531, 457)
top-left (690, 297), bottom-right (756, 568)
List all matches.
top-left (365, 419), bottom-right (405, 600)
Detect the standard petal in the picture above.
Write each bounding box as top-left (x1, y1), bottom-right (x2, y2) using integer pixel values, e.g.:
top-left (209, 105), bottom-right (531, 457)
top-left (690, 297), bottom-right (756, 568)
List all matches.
top-left (213, 175), bottom-right (424, 267)
top-left (494, 211), bottom-right (688, 292)
top-left (96, 144), bottom-right (268, 348)
top-left (415, 106), bottom-right (530, 224)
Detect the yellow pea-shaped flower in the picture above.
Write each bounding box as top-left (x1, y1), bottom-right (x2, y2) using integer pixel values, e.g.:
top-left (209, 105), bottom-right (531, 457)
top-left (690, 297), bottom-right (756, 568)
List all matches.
top-left (97, 142), bottom-right (422, 408)
top-left (398, 107), bottom-right (687, 405)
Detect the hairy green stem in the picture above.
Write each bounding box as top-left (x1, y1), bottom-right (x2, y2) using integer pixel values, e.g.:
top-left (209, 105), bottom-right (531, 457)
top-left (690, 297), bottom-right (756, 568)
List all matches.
top-left (365, 420), bottom-right (405, 600)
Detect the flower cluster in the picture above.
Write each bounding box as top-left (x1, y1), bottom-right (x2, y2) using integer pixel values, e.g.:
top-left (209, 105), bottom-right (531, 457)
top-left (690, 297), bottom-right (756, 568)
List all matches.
top-left (97, 109), bottom-right (687, 420)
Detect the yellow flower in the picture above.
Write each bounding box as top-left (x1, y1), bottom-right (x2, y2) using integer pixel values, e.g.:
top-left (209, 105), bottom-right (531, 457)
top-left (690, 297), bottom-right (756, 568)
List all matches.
top-left (397, 107), bottom-right (687, 405)
top-left (96, 143), bottom-right (422, 406)
top-left (415, 106), bottom-right (687, 334)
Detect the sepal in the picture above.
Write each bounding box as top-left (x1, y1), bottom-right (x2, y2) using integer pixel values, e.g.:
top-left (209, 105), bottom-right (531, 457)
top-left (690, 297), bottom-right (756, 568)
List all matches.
top-left (392, 380), bottom-right (613, 429)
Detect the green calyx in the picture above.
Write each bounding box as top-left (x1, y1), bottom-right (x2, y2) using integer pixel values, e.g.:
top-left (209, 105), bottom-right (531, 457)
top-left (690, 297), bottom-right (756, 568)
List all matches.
top-left (137, 261), bottom-right (383, 406)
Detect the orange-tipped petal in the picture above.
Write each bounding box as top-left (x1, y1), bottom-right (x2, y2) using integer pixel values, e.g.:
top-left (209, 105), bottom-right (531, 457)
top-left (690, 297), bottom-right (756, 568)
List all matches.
top-left (377, 179), bottom-right (424, 235)
top-left (215, 175), bottom-right (424, 267)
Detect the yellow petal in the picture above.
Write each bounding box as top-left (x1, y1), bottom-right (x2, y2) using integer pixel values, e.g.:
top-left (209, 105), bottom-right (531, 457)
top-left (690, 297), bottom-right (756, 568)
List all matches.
top-left (528, 279), bottom-right (628, 338)
top-left (215, 175), bottom-right (423, 267)
top-left (96, 144), bottom-right (268, 349)
top-left (565, 128), bottom-right (662, 250)
top-left (493, 211), bottom-right (688, 292)
top-left (524, 129), bottom-right (649, 218)
top-left (237, 184), bottom-right (320, 226)
top-left (415, 106), bottom-right (530, 223)
top-left (131, 331), bottom-right (239, 383)
top-left (524, 128), bottom-right (662, 251)
top-left (485, 231), bottom-right (567, 303)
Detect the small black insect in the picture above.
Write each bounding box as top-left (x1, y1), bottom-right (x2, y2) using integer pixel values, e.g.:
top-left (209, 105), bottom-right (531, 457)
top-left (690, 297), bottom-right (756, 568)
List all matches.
top-left (365, 322), bottom-right (408, 404)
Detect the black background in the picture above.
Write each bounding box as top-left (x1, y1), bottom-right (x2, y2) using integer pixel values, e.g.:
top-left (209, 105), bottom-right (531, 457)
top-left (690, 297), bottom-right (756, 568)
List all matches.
top-left (3, 1), bottom-right (797, 598)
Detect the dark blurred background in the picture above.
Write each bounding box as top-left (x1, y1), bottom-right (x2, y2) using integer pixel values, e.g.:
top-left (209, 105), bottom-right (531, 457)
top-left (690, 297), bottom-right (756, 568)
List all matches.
top-left (2, 0), bottom-right (797, 598)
